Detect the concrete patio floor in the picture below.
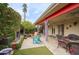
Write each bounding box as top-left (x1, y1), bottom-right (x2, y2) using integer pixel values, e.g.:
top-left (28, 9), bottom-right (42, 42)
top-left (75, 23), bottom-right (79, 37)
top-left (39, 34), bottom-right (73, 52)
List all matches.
top-left (20, 36), bottom-right (70, 55)
top-left (41, 36), bottom-right (70, 55)
top-left (20, 37), bottom-right (45, 50)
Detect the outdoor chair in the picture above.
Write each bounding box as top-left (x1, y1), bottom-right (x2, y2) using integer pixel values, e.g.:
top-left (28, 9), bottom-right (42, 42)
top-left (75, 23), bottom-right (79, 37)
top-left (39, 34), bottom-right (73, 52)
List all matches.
top-left (33, 35), bottom-right (41, 44)
top-left (57, 34), bottom-right (79, 55)
top-left (56, 35), bottom-right (63, 39)
top-left (66, 34), bottom-right (79, 55)
top-left (66, 42), bottom-right (79, 55)
top-left (56, 35), bottom-right (68, 48)
top-left (0, 48), bottom-right (12, 55)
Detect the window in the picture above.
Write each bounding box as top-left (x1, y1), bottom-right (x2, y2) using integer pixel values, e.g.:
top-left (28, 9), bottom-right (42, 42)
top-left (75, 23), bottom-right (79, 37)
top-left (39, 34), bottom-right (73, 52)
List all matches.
top-left (52, 27), bottom-right (55, 34)
top-left (52, 27), bottom-right (54, 34)
top-left (54, 28), bottom-right (55, 34)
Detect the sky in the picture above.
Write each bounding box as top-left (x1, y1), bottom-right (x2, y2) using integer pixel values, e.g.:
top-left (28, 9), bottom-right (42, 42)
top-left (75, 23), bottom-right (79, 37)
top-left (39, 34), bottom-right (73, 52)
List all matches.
top-left (9, 3), bottom-right (51, 23)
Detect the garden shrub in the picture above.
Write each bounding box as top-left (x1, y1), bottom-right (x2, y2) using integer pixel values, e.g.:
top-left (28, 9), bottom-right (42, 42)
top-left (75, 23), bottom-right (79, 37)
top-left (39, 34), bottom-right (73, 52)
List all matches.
top-left (7, 32), bottom-right (15, 47)
top-left (16, 37), bottom-right (24, 49)
top-left (0, 45), bottom-right (8, 50)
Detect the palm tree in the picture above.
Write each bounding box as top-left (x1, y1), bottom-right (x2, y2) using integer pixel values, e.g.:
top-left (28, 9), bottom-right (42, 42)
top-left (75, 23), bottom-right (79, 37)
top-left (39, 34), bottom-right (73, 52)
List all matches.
top-left (23, 3), bottom-right (27, 35)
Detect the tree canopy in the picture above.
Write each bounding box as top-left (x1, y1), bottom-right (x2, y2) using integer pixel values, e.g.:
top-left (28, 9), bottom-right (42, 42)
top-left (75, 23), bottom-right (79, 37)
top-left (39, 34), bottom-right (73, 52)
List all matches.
top-left (0, 3), bottom-right (21, 46)
top-left (0, 3), bottom-right (21, 37)
top-left (21, 20), bottom-right (36, 34)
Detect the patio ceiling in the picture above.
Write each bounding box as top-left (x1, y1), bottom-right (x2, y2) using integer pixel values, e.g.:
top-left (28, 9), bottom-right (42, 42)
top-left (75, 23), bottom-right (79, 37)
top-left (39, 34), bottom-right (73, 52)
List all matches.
top-left (35, 3), bottom-right (68, 25)
top-left (48, 8), bottom-right (79, 25)
top-left (35, 3), bottom-right (79, 25)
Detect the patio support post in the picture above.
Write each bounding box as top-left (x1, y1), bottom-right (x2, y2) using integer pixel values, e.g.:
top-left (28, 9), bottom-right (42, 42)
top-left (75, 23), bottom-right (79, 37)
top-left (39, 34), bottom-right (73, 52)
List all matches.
top-left (37, 25), bottom-right (40, 32)
top-left (45, 20), bottom-right (48, 41)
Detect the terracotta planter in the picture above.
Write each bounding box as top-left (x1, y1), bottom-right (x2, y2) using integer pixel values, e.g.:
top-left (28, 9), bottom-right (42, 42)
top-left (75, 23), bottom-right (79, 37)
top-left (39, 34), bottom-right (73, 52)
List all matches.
top-left (11, 41), bottom-right (16, 50)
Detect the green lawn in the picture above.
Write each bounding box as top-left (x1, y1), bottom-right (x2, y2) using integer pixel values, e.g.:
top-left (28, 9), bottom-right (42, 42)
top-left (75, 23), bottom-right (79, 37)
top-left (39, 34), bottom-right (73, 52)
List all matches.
top-left (13, 46), bottom-right (53, 55)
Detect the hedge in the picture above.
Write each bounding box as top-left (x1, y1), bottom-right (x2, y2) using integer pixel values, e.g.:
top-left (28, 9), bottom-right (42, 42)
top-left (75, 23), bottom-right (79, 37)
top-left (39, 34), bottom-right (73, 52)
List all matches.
top-left (0, 45), bottom-right (8, 50)
top-left (16, 36), bottom-right (24, 49)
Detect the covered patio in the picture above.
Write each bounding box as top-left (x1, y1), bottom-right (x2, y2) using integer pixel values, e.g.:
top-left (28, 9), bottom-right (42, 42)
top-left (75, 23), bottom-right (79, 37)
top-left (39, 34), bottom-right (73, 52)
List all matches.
top-left (40, 35), bottom-right (70, 54)
top-left (34, 3), bottom-right (79, 55)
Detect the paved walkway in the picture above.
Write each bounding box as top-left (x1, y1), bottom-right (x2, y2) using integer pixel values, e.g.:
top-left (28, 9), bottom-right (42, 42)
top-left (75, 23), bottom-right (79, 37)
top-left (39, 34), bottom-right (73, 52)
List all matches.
top-left (20, 37), bottom-right (45, 50)
top-left (20, 36), bottom-right (70, 55)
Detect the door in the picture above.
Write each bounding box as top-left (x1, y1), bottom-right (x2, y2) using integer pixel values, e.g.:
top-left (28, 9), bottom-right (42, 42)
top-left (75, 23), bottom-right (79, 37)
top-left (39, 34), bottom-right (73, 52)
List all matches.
top-left (58, 24), bottom-right (64, 35)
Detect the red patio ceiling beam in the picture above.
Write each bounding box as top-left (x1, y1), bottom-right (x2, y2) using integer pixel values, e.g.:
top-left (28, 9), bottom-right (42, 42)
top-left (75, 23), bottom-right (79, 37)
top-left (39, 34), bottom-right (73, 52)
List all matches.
top-left (36, 3), bottom-right (79, 25)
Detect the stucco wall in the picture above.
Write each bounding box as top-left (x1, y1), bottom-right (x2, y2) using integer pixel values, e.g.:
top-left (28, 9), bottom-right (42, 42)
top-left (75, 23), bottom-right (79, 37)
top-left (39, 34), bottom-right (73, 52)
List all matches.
top-left (48, 27), bottom-right (52, 35)
top-left (64, 21), bottom-right (79, 36)
top-left (48, 20), bottom-right (79, 36)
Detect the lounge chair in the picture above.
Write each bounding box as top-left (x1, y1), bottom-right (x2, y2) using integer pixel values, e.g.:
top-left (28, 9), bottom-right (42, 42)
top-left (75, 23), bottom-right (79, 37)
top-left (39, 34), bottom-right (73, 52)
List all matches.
top-left (0, 48), bottom-right (12, 55)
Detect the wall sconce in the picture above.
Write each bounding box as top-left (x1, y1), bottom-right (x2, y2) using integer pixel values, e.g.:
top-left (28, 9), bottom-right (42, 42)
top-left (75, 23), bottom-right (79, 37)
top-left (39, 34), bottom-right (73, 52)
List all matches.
top-left (73, 22), bottom-right (77, 26)
top-left (69, 25), bottom-right (72, 27)
top-left (66, 27), bottom-right (68, 29)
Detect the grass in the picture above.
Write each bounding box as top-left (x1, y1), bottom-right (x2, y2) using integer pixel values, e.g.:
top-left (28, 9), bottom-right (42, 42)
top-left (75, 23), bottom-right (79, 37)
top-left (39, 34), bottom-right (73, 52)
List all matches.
top-left (13, 46), bottom-right (53, 55)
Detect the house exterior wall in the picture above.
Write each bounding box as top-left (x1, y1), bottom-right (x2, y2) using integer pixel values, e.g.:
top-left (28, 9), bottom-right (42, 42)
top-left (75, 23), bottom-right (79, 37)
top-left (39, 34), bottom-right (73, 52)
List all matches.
top-left (64, 21), bottom-right (79, 36)
top-left (47, 20), bottom-right (79, 36)
top-left (48, 27), bottom-right (52, 35)
top-left (48, 25), bottom-right (58, 36)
